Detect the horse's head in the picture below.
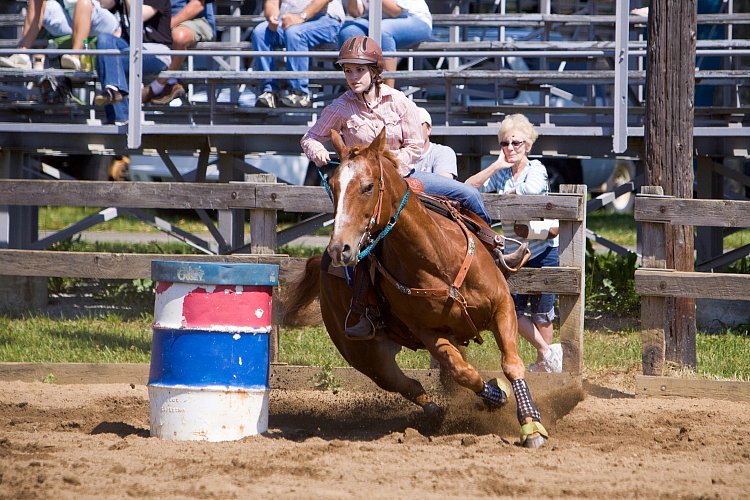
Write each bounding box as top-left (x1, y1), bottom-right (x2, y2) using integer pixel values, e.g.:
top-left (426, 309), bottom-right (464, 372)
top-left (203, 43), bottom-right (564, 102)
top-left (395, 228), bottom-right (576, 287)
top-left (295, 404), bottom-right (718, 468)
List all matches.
top-left (326, 127), bottom-right (402, 267)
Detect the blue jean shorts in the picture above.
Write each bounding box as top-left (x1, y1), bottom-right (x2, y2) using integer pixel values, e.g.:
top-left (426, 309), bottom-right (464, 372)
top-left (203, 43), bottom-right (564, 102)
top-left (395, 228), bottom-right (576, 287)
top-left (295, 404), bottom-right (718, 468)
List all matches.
top-left (513, 245), bottom-right (559, 324)
top-left (45, 0), bottom-right (120, 38)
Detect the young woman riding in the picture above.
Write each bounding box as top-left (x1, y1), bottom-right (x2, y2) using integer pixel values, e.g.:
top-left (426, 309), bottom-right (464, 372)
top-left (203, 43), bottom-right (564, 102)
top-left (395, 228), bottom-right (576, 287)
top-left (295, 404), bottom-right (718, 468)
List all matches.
top-left (300, 35), bottom-right (492, 340)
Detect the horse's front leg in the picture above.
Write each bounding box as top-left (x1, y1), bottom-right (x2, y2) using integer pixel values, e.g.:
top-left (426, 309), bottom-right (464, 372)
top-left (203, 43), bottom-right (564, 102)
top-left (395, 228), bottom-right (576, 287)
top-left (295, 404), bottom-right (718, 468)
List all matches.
top-left (425, 336), bottom-right (509, 408)
top-left (492, 299), bottom-right (549, 449)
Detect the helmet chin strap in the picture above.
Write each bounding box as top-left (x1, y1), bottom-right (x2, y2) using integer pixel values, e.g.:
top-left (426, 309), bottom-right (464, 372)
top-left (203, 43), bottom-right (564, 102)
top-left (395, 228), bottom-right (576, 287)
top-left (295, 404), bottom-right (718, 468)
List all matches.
top-left (356, 67), bottom-right (378, 107)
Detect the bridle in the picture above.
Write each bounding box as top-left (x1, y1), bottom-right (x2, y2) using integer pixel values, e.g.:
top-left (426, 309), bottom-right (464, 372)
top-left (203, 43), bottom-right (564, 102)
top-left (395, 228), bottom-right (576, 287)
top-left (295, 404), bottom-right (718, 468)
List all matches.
top-left (319, 154), bottom-right (411, 263)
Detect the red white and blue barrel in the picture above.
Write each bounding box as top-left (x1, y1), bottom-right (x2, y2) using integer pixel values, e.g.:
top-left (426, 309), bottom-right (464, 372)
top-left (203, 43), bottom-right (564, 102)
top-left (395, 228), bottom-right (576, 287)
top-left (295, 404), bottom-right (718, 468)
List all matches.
top-left (148, 261), bottom-right (279, 441)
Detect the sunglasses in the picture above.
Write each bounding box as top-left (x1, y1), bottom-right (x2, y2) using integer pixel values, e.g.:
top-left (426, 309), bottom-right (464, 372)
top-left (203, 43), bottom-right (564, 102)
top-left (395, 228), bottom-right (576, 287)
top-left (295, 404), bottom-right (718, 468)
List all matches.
top-left (500, 140), bottom-right (526, 148)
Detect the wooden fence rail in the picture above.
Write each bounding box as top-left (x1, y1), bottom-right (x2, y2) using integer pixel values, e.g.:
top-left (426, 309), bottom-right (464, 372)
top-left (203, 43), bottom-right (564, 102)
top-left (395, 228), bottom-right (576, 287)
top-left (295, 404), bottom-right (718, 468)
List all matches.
top-left (0, 179), bottom-right (587, 374)
top-left (634, 186), bottom-right (750, 375)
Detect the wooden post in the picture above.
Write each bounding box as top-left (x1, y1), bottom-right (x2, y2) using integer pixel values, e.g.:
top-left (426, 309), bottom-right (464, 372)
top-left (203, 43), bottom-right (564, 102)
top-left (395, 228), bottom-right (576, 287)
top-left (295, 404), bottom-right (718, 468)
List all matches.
top-left (218, 152), bottom-right (245, 253)
top-left (557, 184), bottom-right (586, 375)
top-left (247, 173), bottom-right (281, 363)
top-left (639, 186), bottom-right (668, 375)
top-left (644, 0), bottom-right (697, 368)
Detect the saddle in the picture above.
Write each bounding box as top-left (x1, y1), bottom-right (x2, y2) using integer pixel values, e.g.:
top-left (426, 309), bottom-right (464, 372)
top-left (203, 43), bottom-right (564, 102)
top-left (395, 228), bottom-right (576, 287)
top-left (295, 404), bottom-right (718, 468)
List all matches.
top-left (405, 178), bottom-right (530, 273)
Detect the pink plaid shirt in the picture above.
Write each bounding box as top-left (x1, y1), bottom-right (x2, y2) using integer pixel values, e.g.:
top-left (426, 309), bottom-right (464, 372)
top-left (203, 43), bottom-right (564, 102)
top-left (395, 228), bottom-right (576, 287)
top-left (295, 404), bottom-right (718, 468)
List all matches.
top-left (301, 84), bottom-right (424, 176)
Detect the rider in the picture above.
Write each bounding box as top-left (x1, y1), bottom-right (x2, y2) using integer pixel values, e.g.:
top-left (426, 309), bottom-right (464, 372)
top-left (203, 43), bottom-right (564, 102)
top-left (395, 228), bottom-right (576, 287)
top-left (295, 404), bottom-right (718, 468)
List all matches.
top-left (300, 35), bottom-right (493, 340)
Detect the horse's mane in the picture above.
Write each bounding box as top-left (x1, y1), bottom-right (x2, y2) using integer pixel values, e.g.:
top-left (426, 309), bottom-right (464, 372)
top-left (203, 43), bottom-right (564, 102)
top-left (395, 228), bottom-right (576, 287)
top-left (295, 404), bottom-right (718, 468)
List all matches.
top-left (346, 144), bottom-right (400, 175)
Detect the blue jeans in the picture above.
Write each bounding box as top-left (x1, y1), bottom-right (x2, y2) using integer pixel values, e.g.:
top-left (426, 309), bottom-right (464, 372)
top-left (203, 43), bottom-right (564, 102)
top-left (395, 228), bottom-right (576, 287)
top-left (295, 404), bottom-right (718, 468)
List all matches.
top-left (251, 15), bottom-right (341, 95)
top-left (513, 245), bottom-right (559, 323)
top-left (337, 14), bottom-right (432, 52)
top-left (409, 170), bottom-right (492, 225)
top-left (95, 33), bottom-right (169, 124)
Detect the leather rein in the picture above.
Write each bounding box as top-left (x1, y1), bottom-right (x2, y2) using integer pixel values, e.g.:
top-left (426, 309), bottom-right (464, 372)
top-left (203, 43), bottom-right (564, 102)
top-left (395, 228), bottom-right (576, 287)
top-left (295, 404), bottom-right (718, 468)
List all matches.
top-left (361, 158), bottom-right (482, 340)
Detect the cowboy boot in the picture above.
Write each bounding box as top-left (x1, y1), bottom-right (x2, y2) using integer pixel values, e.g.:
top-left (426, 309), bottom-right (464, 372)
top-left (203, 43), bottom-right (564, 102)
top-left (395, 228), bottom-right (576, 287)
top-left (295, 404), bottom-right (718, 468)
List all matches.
top-left (344, 263), bottom-right (378, 340)
top-left (344, 306), bottom-right (378, 340)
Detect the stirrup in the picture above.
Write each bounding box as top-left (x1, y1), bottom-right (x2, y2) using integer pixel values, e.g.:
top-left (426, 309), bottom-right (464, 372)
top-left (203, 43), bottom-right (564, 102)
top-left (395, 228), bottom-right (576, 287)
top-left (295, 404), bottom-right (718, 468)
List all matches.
top-left (344, 308), bottom-right (377, 340)
top-left (495, 241), bottom-right (531, 273)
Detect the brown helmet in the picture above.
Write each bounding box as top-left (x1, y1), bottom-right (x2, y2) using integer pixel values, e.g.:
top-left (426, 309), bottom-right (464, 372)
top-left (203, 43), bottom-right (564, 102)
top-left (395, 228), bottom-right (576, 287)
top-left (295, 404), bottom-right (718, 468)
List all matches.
top-left (336, 36), bottom-right (383, 70)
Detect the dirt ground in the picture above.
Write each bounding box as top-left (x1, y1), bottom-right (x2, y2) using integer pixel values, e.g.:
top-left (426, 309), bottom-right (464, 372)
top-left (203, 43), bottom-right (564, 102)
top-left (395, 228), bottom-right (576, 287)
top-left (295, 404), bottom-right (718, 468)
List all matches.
top-left (1, 369), bottom-right (748, 499)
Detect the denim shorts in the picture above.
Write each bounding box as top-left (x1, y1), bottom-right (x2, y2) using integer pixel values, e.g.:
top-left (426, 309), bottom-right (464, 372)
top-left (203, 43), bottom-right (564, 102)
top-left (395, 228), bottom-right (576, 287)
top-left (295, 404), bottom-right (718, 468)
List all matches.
top-left (513, 245), bottom-right (559, 323)
top-left (45, 0), bottom-right (120, 38)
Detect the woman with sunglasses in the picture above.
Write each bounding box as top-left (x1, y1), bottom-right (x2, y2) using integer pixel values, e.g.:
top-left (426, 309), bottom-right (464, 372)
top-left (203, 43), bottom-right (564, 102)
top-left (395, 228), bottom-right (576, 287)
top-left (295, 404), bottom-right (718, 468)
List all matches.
top-left (466, 114), bottom-right (563, 373)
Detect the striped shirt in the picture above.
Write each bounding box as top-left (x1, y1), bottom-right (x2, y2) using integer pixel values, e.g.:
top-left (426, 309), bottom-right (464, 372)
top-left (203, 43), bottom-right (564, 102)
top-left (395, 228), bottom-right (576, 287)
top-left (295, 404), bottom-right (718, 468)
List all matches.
top-left (481, 159), bottom-right (559, 258)
top-left (301, 84), bottom-right (423, 176)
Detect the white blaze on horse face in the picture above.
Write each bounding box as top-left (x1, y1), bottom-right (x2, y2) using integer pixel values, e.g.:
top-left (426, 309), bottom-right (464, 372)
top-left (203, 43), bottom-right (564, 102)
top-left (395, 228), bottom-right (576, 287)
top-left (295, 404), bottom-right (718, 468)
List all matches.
top-left (333, 163), bottom-right (357, 237)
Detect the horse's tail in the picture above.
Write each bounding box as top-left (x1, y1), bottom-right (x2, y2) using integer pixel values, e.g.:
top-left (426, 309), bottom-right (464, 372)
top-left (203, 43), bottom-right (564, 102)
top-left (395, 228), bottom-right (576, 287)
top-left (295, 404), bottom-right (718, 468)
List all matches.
top-left (281, 255), bottom-right (323, 326)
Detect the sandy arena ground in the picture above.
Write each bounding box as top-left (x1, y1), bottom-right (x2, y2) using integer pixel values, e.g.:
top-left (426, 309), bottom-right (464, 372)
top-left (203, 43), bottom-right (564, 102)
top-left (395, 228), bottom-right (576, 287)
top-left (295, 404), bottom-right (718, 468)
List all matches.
top-left (1, 368), bottom-right (748, 499)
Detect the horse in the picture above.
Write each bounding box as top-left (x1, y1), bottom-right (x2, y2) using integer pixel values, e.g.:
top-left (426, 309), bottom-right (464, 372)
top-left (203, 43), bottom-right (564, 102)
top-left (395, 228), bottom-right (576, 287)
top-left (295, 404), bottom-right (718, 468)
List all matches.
top-left (284, 128), bottom-right (548, 448)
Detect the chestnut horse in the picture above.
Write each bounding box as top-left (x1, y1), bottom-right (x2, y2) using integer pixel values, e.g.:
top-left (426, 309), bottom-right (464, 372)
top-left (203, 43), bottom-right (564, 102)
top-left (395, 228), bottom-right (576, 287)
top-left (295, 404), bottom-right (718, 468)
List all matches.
top-left (285, 128), bottom-right (548, 447)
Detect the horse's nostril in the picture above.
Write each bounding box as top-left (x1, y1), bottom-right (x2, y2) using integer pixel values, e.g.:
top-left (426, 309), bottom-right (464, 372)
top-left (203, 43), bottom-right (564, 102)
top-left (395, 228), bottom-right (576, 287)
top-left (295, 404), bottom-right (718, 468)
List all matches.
top-left (341, 244), bottom-right (352, 261)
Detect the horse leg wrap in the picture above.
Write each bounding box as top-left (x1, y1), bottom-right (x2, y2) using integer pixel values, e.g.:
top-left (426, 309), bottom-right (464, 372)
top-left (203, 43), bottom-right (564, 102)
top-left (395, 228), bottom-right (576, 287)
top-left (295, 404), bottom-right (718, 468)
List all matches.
top-left (511, 378), bottom-right (541, 424)
top-left (476, 378), bottom-right (508, 409)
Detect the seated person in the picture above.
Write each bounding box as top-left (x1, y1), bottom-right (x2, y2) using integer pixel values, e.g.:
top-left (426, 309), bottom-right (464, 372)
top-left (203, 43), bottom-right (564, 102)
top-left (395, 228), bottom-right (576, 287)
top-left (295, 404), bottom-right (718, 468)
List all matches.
top-left (93, 0), bottom-right (171, 125)
top-left (142, 0), bottom-right (216, 105)
top-left (251, 0), bottom-right (345, 108)
top-left (0, 0), bottom-right (120, 70)
top-left (466, 113), bottom-right (562, 373)
top-left (413, 106), bottom-right (457, 179)
top-left (338, 0), bottom-right (432, 88)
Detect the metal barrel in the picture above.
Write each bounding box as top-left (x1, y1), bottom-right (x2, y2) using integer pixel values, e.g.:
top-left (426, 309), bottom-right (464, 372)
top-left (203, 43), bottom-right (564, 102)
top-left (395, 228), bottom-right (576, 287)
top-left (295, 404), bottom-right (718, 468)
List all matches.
top-left (148, 261), bottom-right (279, 441)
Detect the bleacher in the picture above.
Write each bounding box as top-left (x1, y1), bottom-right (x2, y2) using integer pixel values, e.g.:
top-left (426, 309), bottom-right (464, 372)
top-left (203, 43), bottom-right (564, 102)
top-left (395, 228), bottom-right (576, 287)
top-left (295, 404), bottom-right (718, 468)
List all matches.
top-left (0, 0), bottom-right (749, 161)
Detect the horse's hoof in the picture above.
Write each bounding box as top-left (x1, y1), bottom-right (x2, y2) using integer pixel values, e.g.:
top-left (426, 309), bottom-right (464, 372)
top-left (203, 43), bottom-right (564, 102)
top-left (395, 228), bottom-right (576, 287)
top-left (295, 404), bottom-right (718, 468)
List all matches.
top-left (519, 421), bottom-right (549, 449)
top-left (422, 401), bottom-right (445, 418)
top-left (522, 433), bottom-right (547, 449)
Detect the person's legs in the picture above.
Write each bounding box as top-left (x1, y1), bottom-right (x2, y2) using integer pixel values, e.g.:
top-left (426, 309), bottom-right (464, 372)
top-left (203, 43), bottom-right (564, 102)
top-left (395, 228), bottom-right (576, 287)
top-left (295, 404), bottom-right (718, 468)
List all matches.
top-left (379, 15), bottom-right (432, 87)
top-left (279, 15), bottom-right (339, 103)
top-left (410, 170), bottom-right (492, 224)
top-left (145, 18), bottom-right (211, 104)
top-left (337, 19), bottom-right (368, 47)
top-left (251, 21), bottom-right (282, 95)
top-left (1, 0), bottom-right (69, 69)
top-left (62, 0), bottom-right (119, 69)
top-left (94, 33), bottom-right (129, 122)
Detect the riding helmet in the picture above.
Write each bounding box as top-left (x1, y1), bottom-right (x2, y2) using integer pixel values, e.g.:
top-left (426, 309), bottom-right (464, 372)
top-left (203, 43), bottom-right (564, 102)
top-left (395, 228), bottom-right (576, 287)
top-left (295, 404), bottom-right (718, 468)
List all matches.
top-left (336, 35), bottom-right (383, 71)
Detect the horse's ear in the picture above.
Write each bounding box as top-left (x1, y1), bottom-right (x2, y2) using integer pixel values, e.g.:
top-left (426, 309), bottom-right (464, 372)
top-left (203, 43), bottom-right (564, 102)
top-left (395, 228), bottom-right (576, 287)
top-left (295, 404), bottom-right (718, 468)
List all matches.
top-left (370, 127), bottom-right (387, 154)
top-left (330, 129), bottom-right (349, 158)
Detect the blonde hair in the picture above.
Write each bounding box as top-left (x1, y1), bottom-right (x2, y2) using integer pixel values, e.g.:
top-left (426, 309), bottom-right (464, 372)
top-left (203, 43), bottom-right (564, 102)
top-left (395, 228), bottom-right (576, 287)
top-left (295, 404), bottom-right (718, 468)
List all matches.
top-left (497, 114), bottom-right (538, 146)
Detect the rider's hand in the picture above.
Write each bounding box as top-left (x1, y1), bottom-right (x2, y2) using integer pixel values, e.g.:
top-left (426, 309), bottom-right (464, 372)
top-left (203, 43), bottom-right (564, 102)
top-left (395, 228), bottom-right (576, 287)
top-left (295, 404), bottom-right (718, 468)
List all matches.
top-left (313, 150), bottom-right (331, 167)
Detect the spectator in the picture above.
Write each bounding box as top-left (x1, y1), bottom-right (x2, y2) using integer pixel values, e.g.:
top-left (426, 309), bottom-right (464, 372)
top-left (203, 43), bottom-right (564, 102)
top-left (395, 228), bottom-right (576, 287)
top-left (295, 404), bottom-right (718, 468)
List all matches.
top-left (413, 106), bottom-right (456, 179)
top-left (301, 35), bottom-right (491, 339)
top-left (251, 0), bottom-right (345, 108)
top-left (466, 113), bottom-right (562, 373)
top-left (142, 0), bottom-right (216, 105)
top-left (93, 0), bottom-right (172, 125)
top-left (337, 0), bottom-right (432, 88)
top-left (0, 0), bottom-right (120, 70)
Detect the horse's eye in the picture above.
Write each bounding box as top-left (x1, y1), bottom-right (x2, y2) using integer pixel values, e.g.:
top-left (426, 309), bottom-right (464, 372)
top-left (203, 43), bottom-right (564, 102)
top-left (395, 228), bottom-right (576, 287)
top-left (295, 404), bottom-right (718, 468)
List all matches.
top-left (363, 183), bottom-right (374, 194)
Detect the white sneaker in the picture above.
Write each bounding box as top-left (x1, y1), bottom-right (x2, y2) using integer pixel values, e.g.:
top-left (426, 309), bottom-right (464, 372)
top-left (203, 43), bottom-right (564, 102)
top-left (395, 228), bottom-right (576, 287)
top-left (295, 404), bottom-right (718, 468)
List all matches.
top-left (61, 54), bottom-right (81, 71)
top-left (0, 53), bottom-right (32, 70)
top-left (528, 343), bottom-right (563, 373)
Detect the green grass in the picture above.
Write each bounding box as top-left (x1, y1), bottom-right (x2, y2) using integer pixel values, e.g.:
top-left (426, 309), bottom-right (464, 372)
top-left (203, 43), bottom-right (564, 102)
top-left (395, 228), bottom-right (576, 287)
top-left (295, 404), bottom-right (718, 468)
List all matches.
top-left (586, 209), bottom-right (750, 250)
top-left (3, 314), bottom-right (747, 381)
top-left (0, 313), bottom-right (152, 363)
